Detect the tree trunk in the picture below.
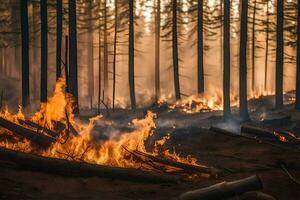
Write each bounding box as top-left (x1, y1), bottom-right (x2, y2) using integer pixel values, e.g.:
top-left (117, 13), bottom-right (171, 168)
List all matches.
top-left (223, 0), bottom-right (231, 119)
top-left (251, 0), bottom-right (257, 92)
top-left (31, 1), bottom-right (39, 100)
top-left (20, 0), bottom-right (30, 107)
top-left (87, 0), bottom-right (94, 108)
top-left (172, 0), bottom-right (180, 100)
top-left (296, 0), bottom-right (300, 109)
top-left (56, 0), bottom-right (62, 80)
top-left (103, 0), bottom-right (108, 104)
top-left (197, 0), bottom-right (204, 94)
top-left (275, 0), bottom-right (284, 108)
top-left (154, 0), bottom-right (161, 102)
top-left (69, 0), bottom-right (79, 113)
top-left (40, 0), bottom-right (48, 103)
top-left (239, 0), bottom-right (250, 121)
top-left (129, 0), bottom-right (136, 109)
top-left (264, 1), bottom-right (270, 92)
top-left (65, 35), bottom-right (69, 92)
top-left (112, 0), bottom-right (118, 109)
top-left (97, 2), bottom-right (102, 113)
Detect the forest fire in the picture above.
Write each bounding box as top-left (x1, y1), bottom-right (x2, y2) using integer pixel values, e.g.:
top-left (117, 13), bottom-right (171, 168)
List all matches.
top-left (0, 79), bottom-right (205, 174)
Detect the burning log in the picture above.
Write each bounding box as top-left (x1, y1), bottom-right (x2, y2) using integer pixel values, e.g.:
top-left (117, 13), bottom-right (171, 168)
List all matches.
top-left (0, 146), bottom-right (181, 183)
top-left (241, 124), bottom-right (300, 144)
top-left (133, 150), bottom-right (221, 176)
top-left (0, 117), bottom-right (56, 146)
top-left (178, 175), bottom-right (263, 200)
top-left (17, 119), bottom-right (59, 138)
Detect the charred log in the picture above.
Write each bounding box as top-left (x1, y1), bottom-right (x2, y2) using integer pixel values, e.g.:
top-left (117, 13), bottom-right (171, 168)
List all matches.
top-left (178, 175), bottom-right (263, 200)
top-left (17, 119), bottom-right (59, 138)
top-left (0, 117), bottom-right (55, 146)
top-left (133, 150), bottom-right (221, 176)
top-left (0, 146), bottom-right (181, 183)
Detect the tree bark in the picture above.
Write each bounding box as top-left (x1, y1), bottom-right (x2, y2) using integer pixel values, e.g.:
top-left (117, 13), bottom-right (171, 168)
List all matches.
top-left (56, 0), bottom-right (63, 80)
top-left (129, 0), bottom-right (136, 109)
top-left (155, 0), bottom-right (161, 102)
top-left (275, 0), bottom-right (284, 108)
top-left (197, 0), bottom-right (204, 94)
top-left (20, 0), bottom-right (30, 107)
top-left (40, 0), bottom-right (48, 103)
top-left (68, 0), bottom-right (79, 113)
top-left (97, 1), bottom-right (102, 113)
top-left (172, 0), bottom-right (180, 100)
top-left (296, 0), bottom-right (300, 109)
top-left (239, 0), bottom-right (250, 121)
top-left (223, 0), bottom-right (231, 119)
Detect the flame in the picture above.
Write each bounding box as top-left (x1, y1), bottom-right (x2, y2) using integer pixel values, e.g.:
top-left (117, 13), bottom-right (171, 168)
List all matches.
top-left (0, 78), bottom-right (201, 171)
top-left (273, 131), bottom-right (287, 143)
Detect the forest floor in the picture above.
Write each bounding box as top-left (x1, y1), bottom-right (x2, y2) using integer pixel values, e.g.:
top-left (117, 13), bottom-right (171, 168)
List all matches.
top-left (0, 93), bottom-right (299, 200)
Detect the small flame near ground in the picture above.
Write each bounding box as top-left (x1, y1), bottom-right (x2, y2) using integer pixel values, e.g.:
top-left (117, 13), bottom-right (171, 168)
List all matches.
top-left (0, 78), bottom-right (202, 170)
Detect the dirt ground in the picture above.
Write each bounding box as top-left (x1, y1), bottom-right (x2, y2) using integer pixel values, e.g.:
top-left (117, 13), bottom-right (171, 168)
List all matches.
top-left (0, 96), bottom-right (299, 200)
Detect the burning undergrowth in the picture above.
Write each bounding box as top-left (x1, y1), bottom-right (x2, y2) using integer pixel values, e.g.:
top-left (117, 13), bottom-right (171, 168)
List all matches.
top-left (0, 78), bottom-right (209, 176)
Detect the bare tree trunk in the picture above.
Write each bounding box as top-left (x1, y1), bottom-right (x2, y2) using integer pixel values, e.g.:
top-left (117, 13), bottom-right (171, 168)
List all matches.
top-left (0, 48), bottom-right (2, 74)
top-left (251, 0), bottom-right (257, 92)
top-left (20, 0), bottom-right (30, 107)
top-left (223, 0), bottom-right (231, 119)
top-left (87, 0), bottom-right (94, 108)
top-left (275, 0), bottom-right (284, 108)
top-left (264, 1), bottom-right (270, 92)
top-left (103, 0), bottom-right (108, 103)
top-left (40, 0), bottom-right (48, 103)
top-left (112, 0), bottom-right (118, 109)
top-left (31, 1), bottom-right (39, 100)
top-left (239, 0), bottom-right (250, 121)
top-left (172, 0), bottom-right (180, 100)
top-left (154, 0), bottom-right (161, 102)
top-left (56, 0), bottom-right (62, 80)
top-left (129, 0), bottom-right (136, 109)
top-left (97, 1), bottom-right (102, 113)
top-left (69, 0), bottom-right (79, 113)
top-left (64, 36), bottom-right (69, 92)
top-left (296, 0), bottom-right (300, 109)
top-left (197, 0), bottom-right (204, 94)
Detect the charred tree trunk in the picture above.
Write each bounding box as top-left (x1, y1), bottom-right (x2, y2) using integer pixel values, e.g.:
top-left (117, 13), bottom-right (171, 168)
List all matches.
top-left (264, 1), bottom-right (270, 92)
top-left (251, 0), bottom-right (257, 92)
top-left (69, 0), bottom-right (79, 113)
top-left (65, 36), bottom-right (69, 92)
top-left (20, 0), bottom-right (30, 107)
top-left (40, 0), bottom-right (48, 103)
top-left (56, 0), bottom-right (62, 80)
top-left (275, 0), bottom-right (284, 108)
top-left (129, 0), bottom-right (136, 109)
top-left (87, 0), bottom-right (94, 108)
top-left (239, 0), bottom-right (250, 121)
top-left (112, 0), bottom-right (118, 109)
top-left (154, 0), bottom-right (161, 102)
top-left (223, 0), bottom-right (231, 119)
top-left (197, 0), bottom-right (204, 94)
top-left (103, 0), bottom-right (108, 103)
top-left (97, 2), bottom-right (102, 113)
top-left (172, 0), bottom-right (180, 100)
top-left (296, 0), bottom-right (300, 109)
top-left (31, 1), bottom-right (39, 100)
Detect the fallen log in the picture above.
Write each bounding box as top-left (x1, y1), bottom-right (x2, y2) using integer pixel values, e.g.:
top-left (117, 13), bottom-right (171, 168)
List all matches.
top-left (178, 175), bottom-right (263, 200)
top-left (241, 124), bottom-right (300, 144)
top-left (0, 117), bottom-right (56, 146)
top-left (0, 146), bottom-right (181, 183)
top-left (133, 150), bottom-right (221, 176)
top-left (17, 119), bottom-right (59, 138)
